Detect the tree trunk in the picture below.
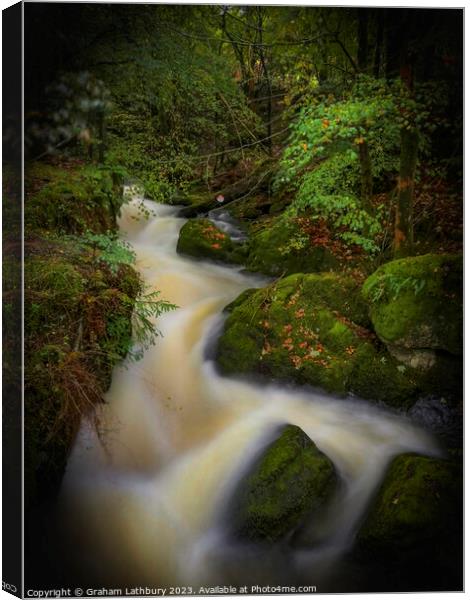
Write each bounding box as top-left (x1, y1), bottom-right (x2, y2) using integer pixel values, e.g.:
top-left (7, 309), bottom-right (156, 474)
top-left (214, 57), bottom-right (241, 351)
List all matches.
top-left (394, 127), bottom-right (419, 257)
top-left (257, 8), bottom-right (272, 155)
top-left (357, 9), bottom-right (369, 72)
top-left (393, 9), bottom-right (418, 258)
top-left (373, 9), bottom-right (384, 77)
top-left (358, 141), bottom-right (373, 213)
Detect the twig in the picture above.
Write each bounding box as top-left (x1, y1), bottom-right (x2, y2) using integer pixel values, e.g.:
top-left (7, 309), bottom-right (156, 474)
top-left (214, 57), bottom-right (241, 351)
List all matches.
top-left (74, 317), bottom-right (84, 352)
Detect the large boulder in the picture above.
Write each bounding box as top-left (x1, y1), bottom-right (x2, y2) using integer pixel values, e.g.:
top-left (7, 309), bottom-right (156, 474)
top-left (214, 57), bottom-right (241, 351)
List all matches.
top-left (216, 273), bottom-right (427, 408)
top-left (230, 424), bottom-right (337, 543)
top-left (353, 453), bottom-right (462, 590)
top-left (176, 218), bottom-right (247, 264)
top-left (362, 254), bottom-right (462, 366)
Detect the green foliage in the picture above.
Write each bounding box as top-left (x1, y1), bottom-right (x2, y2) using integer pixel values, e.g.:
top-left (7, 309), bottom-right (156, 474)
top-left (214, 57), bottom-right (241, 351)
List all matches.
top-left (277, 75), bottom-right (451, 193)
top-left (94, 6), bottom-right (263, 190)
top-left (276, 77), bottom-right (401, 188)
top-left (278, 230), bottom-right (310, 256)
top-left (144, 176), bottom-right (177, 203)
top-left (130, 291), bottom-right (178, 361)
top-left (281, 153), bottom-right (384, 254)
top-left (69, 231), bottom-right (136, 274)
top-left (274, 75), bottom-right (454, 254)
top-left (98, 288), bottom-right (177, 363)
top-left (295, 192), bottom-right (383, 254)
top-left (366, 272), bottom-right (426, 304)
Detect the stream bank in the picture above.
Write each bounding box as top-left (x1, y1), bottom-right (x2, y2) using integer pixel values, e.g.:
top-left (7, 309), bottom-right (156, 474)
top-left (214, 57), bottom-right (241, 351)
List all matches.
top-left (23, 160), bottom-right (154, 589)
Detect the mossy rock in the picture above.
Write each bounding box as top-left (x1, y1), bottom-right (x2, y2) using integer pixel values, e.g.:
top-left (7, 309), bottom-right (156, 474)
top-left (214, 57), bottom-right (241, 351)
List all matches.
top-left (230, 424), bottom-right (337, 543)
top-left (245, 216), bottom-right (338, 277)
top-left (25, 162), bottom-right (123, 235)
top-left (178, 193), bottom-right (220, 217)
top-left (176, 218), bottom-right (246, 264)
top-left (216, 273), bottom-right (425, 407)
top-left (353, 453), bottom-right (462, 589)
top-left (362, 254), bottom-right (462, 356)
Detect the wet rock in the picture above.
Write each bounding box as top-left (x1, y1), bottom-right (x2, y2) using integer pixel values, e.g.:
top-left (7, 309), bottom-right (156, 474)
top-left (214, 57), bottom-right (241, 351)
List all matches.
top-left (362, 254), bottom-right (462, 360)
top-left (387, 346), bottom-right (436, 369)
top-left (215, 273), bottom-right (426, 408)
top-left (230, 425), bottom-right (337, 543)
top-left (408, 396), bottom-right (463, 447)
top-left (353, 453), bottom-right (462, 590)
top-left (176, 218), bottom-right (247, 264)
top-left (178, 194), bottom-right (219, 218)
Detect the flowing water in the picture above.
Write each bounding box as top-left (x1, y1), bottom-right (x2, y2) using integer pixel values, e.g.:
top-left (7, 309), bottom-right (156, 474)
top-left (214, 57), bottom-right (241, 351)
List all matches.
top-left (60, 194), bottom-right (440, 591)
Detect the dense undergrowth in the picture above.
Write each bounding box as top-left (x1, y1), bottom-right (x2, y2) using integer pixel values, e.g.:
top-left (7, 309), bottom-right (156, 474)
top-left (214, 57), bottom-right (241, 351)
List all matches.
top-left (23, 160), bottom-right (175, 507)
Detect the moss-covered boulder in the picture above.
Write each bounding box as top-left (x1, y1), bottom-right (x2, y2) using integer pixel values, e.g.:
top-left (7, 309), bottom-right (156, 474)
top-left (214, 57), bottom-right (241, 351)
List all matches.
top-left (216, 273), bottom-right (427, 407)
top-left (362, 254), bottom-right (462, 362)
top-left (178, 192), bottom-right (220, 217)
top-left (356, 453), bottom-right (461, 555)
top-left (25, 162), bottom-right (124, 235)
top-left (230, 425), bottom-right (337, 543)
top-left (245, 216), bottom-right (338, 276)
top-left (176, 218), bottom-right (247, 264)
top-left (353, 453), bottom-right (462, 590)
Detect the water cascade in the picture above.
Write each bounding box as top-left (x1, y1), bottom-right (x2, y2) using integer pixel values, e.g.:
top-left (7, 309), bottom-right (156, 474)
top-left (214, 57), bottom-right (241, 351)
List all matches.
top-left (60, 193), bottom-right (439, 590)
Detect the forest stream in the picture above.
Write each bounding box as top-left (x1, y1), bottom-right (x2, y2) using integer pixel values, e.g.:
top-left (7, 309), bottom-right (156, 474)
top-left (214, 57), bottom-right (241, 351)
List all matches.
top-left (59, 193), bottom-right (440, 592)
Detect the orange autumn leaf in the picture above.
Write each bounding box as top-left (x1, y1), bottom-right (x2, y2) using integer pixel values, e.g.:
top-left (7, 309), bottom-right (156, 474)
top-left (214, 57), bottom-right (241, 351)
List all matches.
top-left (290, 355), bottom-right (302, 369)
top-left (283, 337), bottom-right (294, 352)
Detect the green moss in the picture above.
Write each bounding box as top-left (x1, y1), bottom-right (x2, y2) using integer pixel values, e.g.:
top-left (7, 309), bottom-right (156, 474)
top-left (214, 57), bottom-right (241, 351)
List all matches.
top-left (231, 425), bottom-right (337, 542)
top-left (216, 272), bottom-right (458, 407)
top-left (177, 218), bottom-right (246, 264)
top-left (177, 191), bottom-right (219, 217)
top-left (245, 216), bottom-right (338, 277)
top-left (348, 453), bottom-right (463, 591)
top-left (26, 255), bottom-right (85, 300)
top-left (25, 261), bottom-right (142, 509)
top-left (362, 254), bottom-right (462, 355)
top-left (356, 453), bottom-right (462, 558)
top-left (348, 344), bottom-right (422, 408)
top-left (25, 162), bottom-right (124, 235)
top-left (24, 241), bottom-right (143, 509)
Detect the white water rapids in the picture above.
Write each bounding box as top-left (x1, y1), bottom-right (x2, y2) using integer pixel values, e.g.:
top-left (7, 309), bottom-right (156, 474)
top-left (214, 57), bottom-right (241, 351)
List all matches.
top-left (59, 195), bottom-right (440, 590)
